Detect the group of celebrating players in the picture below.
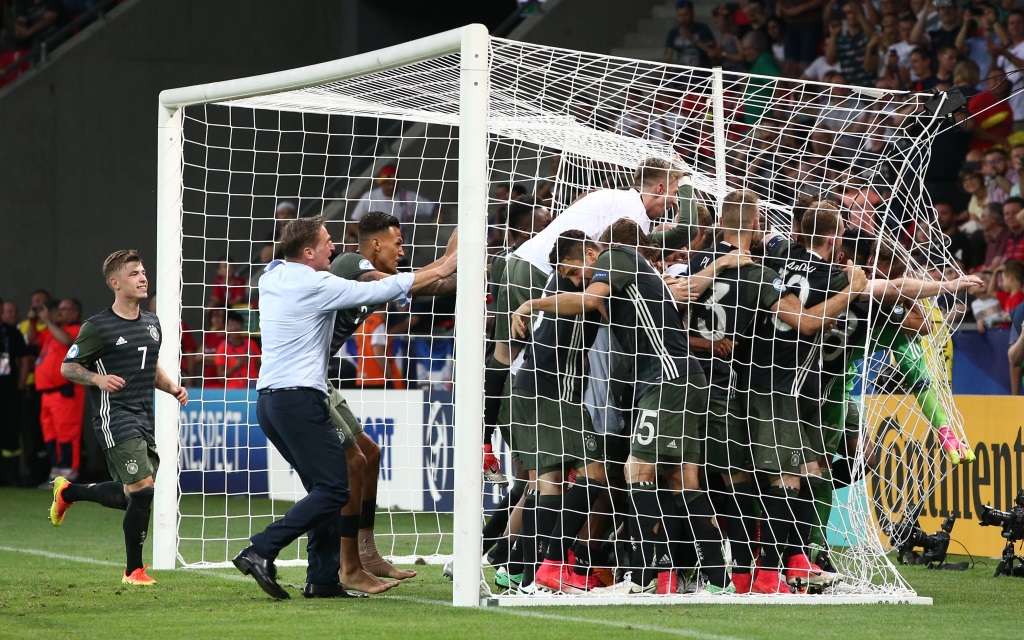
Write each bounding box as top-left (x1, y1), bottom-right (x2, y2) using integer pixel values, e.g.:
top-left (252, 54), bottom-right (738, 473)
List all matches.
top-left (475, 157), bottom-right (982, 596)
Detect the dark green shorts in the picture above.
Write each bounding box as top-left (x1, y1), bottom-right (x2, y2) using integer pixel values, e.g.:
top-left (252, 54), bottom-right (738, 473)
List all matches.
top-left (498, 376), bottom-right (513, 457)
top-left (748, 390), bottom-right (804, 475)
top-left (327, 384), bottom-right (363, 450)
top-left (509, 389), bottom-right (538, 471)
top-left (704, 393), bottom-right (752, 473)
top-left (630, 375), bottom-right (706, 465)
top-left (105, 437), bottom-right (159, 485)
top-left (533, 394), bottom-right (603, 475)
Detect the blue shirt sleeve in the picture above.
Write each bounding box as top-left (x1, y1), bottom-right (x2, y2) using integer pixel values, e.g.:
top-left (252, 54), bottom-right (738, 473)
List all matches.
top-left (315, 271), bottom-right (415, 312)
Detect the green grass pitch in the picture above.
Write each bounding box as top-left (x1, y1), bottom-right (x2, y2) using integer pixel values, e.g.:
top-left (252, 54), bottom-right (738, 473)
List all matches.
top-left (1, 488), bottom-right (1021, 639)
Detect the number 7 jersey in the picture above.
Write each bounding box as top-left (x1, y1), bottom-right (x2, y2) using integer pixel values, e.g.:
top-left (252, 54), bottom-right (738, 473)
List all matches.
top-left (64, 307), bottom-right (163, 450)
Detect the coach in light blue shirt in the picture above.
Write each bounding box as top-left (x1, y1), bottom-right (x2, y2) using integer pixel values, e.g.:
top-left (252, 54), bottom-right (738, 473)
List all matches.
top-left (233, 215), bottom-right (457, 601)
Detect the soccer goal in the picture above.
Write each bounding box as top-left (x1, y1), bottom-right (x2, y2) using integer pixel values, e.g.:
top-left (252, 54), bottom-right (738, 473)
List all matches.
top-left (156, 24), bottom-right (967, 606)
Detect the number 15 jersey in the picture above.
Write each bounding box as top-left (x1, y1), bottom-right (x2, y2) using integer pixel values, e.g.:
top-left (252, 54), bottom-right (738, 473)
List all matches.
top-left (64, 307), bottom-right (163, 450)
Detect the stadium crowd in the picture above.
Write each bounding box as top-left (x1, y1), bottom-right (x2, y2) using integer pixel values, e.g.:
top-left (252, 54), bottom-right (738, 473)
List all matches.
top-left (0, 0), bottom-right (113, 86)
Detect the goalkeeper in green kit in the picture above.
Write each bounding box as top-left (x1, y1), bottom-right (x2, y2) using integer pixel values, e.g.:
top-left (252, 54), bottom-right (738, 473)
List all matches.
top-left (806, 232), bottom-right (982, 561)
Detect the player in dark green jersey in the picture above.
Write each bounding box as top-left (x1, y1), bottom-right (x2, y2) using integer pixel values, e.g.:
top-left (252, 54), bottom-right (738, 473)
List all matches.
top-left (479, 198), bottom-right (552, 591)
top-left (802, 233), bottom-right (982, 565)
top-left (326, 211), bottom-right (457, 592)
top-left (687, 189), bottom-right (860, 593)
top-left (741, 204), bottom-right (870, 593)
top-left (50, 250), bottom-right (189, 586)
top-left (514, 230), bottom-right (609, 593)
top-left (513, 221), bottom-right (734, 594)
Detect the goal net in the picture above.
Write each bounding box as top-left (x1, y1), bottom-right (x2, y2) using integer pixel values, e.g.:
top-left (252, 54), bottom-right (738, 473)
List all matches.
top-left (155, 25), bottom-right (968, 606)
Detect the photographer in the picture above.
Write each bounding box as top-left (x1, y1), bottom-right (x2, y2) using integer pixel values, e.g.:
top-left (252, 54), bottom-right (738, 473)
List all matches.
top-left (0, 297), bottom-right (31, 486)
top-left (31, 299), bottom-right (85, 484)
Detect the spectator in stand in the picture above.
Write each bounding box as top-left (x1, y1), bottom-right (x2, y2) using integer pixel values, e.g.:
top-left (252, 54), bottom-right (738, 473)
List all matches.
top-left (961, 167), bottom-right (1005, 231)
top-left (975, 259), bottom-right (1024, 332)
top-left (981, 202), bottom-right (1011, 269)
top-left (710, 4), bottom-right (746, 73)
top-left (937, 201), bottom-right (977, 271)
top-left (1006, 299), bottom-right (1024, 394)
top-left (802, 51), bottom-right (844, 81)
top-left (967, 66), bottom-right (1013, 151)
top-left (202, 308), bottom-right (227, 386)
top-left (907, 46), bottom-right (938, 90)
top-left (912, 0), bottom-right (962, 51)
top-left (957, 4), bottom-right (1001, 87)
top-left (934, 44), bottom-right (959, 85)
top-left (984, 147), bottom-right (1017, 198)
top-left (348, 163), bottom-right (436, 245)
top-left (353, 310), bottom-right (405, 389)
top-left (19, 289), bottom-right (50, 338)
top-left (765, 16), bottom-right (787, 68)
top-left (1010, 145), bottom-right (1024, 197)
top-left (214, 311), bottom-right (261, 389)
top-left (739, 1), bottom-right (769, 34)
top-left (991, 9), bottom-right (1024, 128)
top-left (662, 0), bottom-right (716, 68)
top-left (867, 12), bottom-right (902, 81)
top-left (12, 0), bottom-right (62, 51)
top-left (742, 30), bottom-right (782, 124)
top-left (777, 0), bottom-right (826, 77)
top-left (910, 0), bottom-right (940, 33)
top-left (1003, 197), bottom-right (1024, 263)
top-left (887, 12), bottom-right (923, 78)
top-left (0, 297), bottom-right (31, 486)
top-left (953, 59), bottom-right (981, 100)
top-left (209, 258), bottom-right (248, 308)
top-left (827, 3), bottom-right (875, 88)
top-left (29, 298), bottom-right (84, 486)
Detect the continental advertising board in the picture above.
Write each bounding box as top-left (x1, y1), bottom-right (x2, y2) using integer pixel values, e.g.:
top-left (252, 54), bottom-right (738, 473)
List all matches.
top-left (864, 395), bottom-right (1024, 558)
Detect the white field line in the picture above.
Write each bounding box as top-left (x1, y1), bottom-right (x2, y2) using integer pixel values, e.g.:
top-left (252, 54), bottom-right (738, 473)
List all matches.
top-left (0, 546), bottom-right (747, 640)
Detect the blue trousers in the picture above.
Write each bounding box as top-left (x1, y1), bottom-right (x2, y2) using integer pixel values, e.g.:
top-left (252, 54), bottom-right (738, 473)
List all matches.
top-left (250, 388), bottom-right (349, 586)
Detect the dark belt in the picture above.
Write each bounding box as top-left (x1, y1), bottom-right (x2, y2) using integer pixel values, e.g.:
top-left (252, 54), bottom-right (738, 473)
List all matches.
top-left (258, 386), bottom-right (322, 396)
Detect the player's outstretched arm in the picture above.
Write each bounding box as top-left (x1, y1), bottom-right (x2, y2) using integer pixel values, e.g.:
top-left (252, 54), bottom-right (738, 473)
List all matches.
top-left (155, 364), bottom-right (189, 406)
top-left (509, 282), bottom-right (610, 339)
top-left (409, 250), bottom-right (458, 293)
top-left (864, 274), bottom-right (984, 302)
top-left (61, 362), bottom-right (124, 392)
top-left (686, 252), bottom-right (755, 298)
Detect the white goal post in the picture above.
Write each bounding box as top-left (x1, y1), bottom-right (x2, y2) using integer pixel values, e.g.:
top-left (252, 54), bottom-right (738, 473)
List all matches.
top-left (154, 23), bottom-right (968, 607)
top-left (155, 24), bottom-right (490, 606)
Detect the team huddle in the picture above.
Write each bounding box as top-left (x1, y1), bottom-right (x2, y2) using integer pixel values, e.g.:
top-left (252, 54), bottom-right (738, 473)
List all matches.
top-left (479, 157), bottom-right (982, 596)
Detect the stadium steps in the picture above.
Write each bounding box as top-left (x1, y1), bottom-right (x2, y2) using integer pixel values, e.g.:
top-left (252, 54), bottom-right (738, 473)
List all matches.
top-left (610, 0), bottom-right (715, 63)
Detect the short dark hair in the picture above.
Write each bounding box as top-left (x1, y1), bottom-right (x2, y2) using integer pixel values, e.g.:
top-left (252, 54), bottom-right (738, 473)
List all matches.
top-left (226, 310), bottom-right (245, 325)
top-left (910, 46), bottom-right (932, 60)
top-left (507, 197), bottom-right (538, 233)
top-left (63, 298), bottom-right (82, 316)
top-left (1005, 259), bottom-right (1024, 284)
top-left (280, 215), bottom-right (325, 259)
top-left (839, 229), bottom-right (876, 266)
top-left (32, 288), bottom-right (51, 300)
top-left (511, 184), bottom-right (528, 198)
top-left (1005, 196), bottom-right (1024, 209)
top-left (358, 211), bottom-right (401, 240)
top-left (103, 250), bottom-right (143, 280)
top-left (550, 229), bottom-right (588, 267)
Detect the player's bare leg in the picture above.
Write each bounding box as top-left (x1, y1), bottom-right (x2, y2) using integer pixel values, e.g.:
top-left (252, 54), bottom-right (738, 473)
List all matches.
top-left (339, 445), bottom-right (398, 593)
top-left (355, 432), bottom-right (417, 580)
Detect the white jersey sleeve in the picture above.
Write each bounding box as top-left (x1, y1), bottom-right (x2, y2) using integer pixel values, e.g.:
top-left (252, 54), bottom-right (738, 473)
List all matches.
top-left (512, 188), bottom-right (650, 274)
